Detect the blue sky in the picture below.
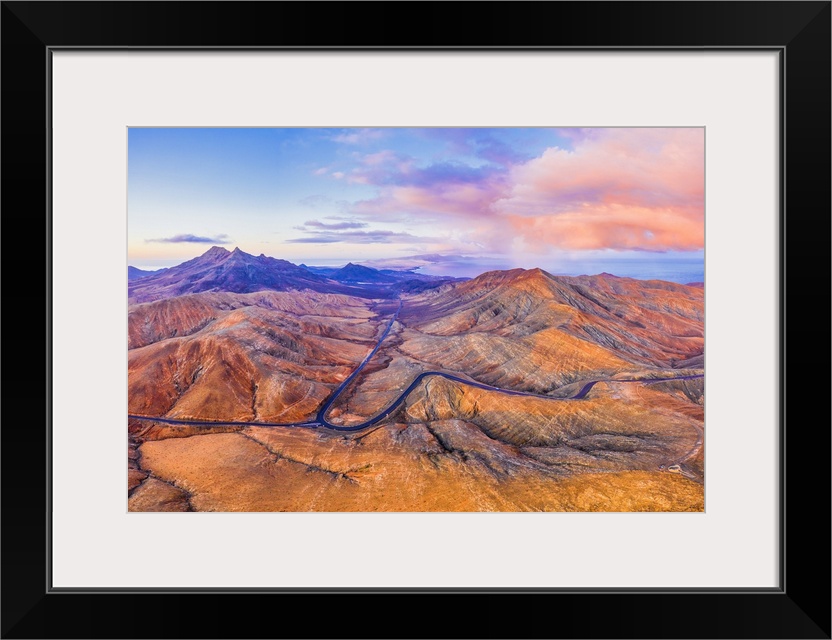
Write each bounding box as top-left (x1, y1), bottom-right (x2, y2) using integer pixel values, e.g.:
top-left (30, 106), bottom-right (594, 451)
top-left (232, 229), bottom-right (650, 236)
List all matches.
top-left (128, 127), bottom-right (704, 282)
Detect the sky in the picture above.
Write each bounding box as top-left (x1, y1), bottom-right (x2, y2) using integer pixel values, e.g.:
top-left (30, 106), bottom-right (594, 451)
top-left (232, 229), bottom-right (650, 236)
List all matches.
top-left (128, 127), bottom-right (704, 282)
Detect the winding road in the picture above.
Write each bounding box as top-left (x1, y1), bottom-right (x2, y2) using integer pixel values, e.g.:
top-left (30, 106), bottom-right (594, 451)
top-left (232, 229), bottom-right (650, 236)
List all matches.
top-left (128, 300), bottom-right (704, 444)
top-left (314, 300), bottom-right (402, 425)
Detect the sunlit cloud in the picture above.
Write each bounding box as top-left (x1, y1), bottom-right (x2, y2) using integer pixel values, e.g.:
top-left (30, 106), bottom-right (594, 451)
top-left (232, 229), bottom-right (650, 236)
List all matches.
top-left (496, 128), bottom-right (704, 251)
top-left (339, 128), bottom-right (703, 253)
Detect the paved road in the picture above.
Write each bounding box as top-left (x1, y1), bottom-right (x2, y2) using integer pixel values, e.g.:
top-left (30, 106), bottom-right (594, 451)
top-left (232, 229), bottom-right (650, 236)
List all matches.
top-left (128, 299), bottom-right (704, 435)
top-left (126, 414), bottom-right (321, 428)
top-left (570, 374), bottom-right (704, 400)
top-left (315, 300), bottom-right (402, 425)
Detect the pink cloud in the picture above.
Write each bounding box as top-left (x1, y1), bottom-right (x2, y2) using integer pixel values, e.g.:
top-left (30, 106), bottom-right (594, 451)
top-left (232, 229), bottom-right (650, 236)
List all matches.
top-left (344, 128), bottom-right (704, 253)
top-left (352, 180), bottom-right (509, 222)
top-left (495, 128), bottom-right (704, 251)
top-left (506, 204), bottom-right (703, 252)
top-left (505, 128), bottom-right (703, 211)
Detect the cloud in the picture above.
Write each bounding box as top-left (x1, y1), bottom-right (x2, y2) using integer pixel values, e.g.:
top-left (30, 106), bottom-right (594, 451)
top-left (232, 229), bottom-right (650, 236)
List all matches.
top-left (347, 155), bottom-right (510, 223)
top-left (303, 219), bottom-right (368, 230)
top-left (496, 128), bottom-right (704, 251)
top-left (506, 129), bottom-right (703, 211)
top-left (349, 148), bottom-right (498, 188)
top-left (313, 167), bottom-right (329, 176)
top-left (505, 206), bottom-right (702, 253)
top-left (361, 252), bottom-right (506, 278)
top-left (147, 233), bottom-right (231, 244)
top-left (353, 181), bottom-right (507, 220)
top-left (330, 128), bottom-right (386, 145)
top-left (423, 128), bottom-right (534, 165)
top-left (299, 194), bottom-right (331, 208)
top-left (286, 229), bottom-right (441, 245)
top-left (341, 128), bottom-right (703, 254)
top-left (285, 236), bottom-right (343, 244)
top-left (473, 135), bottom-right (528, 165)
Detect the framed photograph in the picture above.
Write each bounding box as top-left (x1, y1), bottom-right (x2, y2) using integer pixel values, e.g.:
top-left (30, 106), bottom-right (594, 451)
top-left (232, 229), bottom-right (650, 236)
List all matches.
top-left (125, 124), bottom-right (707, 515)
top-left (3, 2), bottom-right (829, 638)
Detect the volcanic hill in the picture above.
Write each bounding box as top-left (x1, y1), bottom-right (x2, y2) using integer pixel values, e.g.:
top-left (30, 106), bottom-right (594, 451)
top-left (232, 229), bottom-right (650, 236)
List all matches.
top-left (331, 262), bottom-right (397, 284)
top-left (128, 246), bottom-right (369, 303)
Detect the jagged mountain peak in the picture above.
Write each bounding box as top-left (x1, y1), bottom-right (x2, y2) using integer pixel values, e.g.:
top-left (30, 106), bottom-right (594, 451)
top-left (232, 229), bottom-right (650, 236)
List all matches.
top-left (202, 245), bottom-right (231, 258)
top-left (127, 247), bottom-right (398, 303)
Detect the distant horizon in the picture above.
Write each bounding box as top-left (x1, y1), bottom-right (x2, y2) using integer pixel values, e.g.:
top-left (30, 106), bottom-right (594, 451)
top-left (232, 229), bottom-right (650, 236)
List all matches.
top-left (129, 244), bottom-right (704, 284)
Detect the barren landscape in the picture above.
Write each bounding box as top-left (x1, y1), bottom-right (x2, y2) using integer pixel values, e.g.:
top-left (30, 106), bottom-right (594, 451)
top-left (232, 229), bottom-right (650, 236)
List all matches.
top-left (128, 246), bottom-right (704, 512)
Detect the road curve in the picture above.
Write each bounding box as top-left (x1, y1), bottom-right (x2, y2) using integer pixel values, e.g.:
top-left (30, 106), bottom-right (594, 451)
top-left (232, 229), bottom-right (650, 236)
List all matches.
top-left (570, 374), bottom-right (704, 400)
top-left (315, 300), bottom-right (402, 425)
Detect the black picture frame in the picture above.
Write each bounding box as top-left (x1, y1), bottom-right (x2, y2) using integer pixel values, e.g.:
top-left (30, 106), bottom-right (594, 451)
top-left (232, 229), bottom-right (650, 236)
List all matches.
top-left (2, 2), bottom-right (829, 638)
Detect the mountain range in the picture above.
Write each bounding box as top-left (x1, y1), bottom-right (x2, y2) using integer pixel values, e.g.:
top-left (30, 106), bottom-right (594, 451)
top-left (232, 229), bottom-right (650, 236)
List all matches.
top-left (128, 265), bottom-right (166, 281)
top-left (128, 246), bottom-right (463, 303)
